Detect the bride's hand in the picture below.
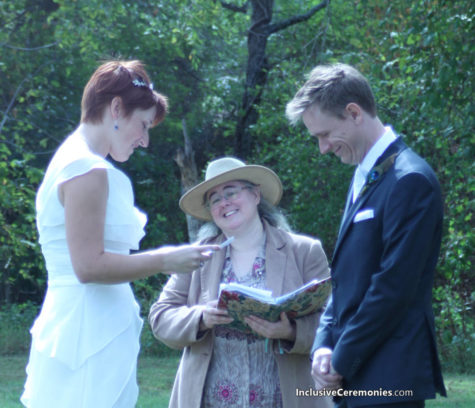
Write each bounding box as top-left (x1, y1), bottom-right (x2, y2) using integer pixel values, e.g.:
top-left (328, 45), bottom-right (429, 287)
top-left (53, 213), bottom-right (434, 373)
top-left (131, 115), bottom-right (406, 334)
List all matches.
top-left (154, 244), bottom-right (220, 274)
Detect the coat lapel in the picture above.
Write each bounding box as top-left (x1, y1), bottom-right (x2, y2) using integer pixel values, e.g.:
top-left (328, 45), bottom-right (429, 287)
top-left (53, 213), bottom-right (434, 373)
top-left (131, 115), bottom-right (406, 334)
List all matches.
top-left (332, 138), bottom-right (407, 260)
top-left (264, 222), bottom-right (288, 296)
top-left (200, 236), bottom-right (227, 303)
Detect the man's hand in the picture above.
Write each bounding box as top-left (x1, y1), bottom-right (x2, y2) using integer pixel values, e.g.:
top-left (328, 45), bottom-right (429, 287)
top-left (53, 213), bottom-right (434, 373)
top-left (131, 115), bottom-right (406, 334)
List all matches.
top-left (311, 347), bottom-right (343, 390)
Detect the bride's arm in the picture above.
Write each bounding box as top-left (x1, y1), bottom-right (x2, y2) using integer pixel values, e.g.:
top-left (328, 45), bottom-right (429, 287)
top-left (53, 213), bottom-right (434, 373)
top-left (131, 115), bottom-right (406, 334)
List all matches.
top-left (61, 169), bottom-right (218, 284)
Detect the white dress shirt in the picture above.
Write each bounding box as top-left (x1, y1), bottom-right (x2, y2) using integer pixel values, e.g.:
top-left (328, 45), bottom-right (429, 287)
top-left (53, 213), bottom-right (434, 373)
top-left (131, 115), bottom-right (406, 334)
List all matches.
top-left (352, 126), bottom-right (397, 203)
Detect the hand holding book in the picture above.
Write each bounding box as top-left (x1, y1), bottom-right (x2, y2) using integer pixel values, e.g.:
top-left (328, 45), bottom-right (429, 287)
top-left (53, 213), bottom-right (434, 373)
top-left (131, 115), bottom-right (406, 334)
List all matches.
top-left (200, 299), bottom-right (234, 331)
top-left (244, 311), bottom-right (296, 341)
top-left (217, 277), bottom-right (331, 333)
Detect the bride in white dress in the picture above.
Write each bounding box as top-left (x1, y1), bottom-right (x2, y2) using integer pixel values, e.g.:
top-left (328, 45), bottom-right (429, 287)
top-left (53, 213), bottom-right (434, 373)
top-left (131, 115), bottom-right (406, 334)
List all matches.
top-left (21, 60), bottom-right (218, 408)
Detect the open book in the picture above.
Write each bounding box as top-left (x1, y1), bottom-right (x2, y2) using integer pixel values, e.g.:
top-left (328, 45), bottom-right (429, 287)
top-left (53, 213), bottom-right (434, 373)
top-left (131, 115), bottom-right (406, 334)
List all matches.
top-left (217, 277), bottom-right (331, 333)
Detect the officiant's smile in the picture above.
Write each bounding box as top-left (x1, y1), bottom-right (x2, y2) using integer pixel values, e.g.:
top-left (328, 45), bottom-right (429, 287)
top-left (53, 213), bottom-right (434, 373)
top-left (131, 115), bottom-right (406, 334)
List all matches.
top-left (206, 181), bottom-right (261, 234)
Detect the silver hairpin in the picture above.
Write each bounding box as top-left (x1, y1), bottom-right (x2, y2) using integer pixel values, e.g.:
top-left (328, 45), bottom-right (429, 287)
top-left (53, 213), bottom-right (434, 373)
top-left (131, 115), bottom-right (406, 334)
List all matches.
top-left (132, 79), bottom-right (154, 90)
top-left (132, 79), bottom-right (147, 87)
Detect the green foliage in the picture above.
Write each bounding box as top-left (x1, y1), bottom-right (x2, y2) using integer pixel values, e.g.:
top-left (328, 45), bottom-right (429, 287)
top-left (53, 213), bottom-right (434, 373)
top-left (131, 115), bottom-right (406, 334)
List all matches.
top-left (138, 293), bottom-right (177, 357)
top-left (0, 148), bottom-right (45, 303)
top-left (0, 301), bottom-right (38, 355)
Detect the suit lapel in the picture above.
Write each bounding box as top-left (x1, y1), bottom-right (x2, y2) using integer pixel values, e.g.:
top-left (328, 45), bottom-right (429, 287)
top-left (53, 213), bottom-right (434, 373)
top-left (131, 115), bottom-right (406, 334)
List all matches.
top-left (332, 138), bottom-right (407, 259)
top-left (333, 189), bottom-right (372, 259)
top-left (338, 177), bottom-right (356, 237)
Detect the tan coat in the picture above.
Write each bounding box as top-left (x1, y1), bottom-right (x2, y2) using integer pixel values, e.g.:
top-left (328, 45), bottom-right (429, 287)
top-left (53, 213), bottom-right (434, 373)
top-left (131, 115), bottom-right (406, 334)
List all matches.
top-left (149, 222), bottom-right (333, 408)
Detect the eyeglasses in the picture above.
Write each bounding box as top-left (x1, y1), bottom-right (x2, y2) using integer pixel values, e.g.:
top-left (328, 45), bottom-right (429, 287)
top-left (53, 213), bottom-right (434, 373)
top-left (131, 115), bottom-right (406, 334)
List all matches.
top-left (206, 186), bottom-right (252, 210)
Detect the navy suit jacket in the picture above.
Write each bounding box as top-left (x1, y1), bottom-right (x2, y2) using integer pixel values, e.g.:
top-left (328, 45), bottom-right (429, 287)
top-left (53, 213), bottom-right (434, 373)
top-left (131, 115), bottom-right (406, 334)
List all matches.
top-left (312, 138), bottom-right (446, 406)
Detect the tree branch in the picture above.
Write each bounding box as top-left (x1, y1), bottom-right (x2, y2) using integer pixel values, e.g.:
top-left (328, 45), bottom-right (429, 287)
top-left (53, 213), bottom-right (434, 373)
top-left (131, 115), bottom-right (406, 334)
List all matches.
top-left (267, 0), bottom-right (329, 34)
top-left (0, 77), bottom-right (28, 136)
top-left (220, 0), bottom-right (249, 13)
top-left (0, 61), bottom-right (51, 136)
top-left (0, 42), bottom-right (58, 51)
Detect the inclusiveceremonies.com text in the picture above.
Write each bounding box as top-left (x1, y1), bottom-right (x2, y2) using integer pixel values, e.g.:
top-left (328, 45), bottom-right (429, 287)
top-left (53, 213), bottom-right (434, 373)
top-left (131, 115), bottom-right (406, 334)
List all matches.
top-left (296, 388), bottom-right (414, 398)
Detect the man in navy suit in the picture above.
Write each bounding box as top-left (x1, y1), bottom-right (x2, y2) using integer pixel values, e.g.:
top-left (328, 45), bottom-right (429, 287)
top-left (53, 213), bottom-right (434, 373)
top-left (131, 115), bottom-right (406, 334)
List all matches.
top-left (286, 64), bottom-right (446, 408)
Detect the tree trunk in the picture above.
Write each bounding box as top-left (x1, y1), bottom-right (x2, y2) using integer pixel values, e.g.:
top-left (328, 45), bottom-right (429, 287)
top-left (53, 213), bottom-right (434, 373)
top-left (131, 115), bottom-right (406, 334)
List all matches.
top-left (234, 0), bottom-right (273, 158)
top-left (230, 0), bottom-right (330, 158)
top-left (174, 119), bottom-right (203, 242)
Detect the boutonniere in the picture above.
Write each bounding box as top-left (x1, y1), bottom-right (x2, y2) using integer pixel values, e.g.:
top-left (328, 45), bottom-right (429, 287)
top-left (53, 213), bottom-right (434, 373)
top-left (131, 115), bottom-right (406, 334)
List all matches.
top-left (359, 152), bottom-right (400, 198)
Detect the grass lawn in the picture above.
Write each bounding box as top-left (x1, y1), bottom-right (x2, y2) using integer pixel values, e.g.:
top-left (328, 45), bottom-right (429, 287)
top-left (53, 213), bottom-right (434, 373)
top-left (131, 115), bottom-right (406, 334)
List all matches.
top-left (136, 353), bottom-right (181, 407)
top-left (1, 353), bottom-right (473, 407)
top-left (0, 353), bottom-right (180, 408)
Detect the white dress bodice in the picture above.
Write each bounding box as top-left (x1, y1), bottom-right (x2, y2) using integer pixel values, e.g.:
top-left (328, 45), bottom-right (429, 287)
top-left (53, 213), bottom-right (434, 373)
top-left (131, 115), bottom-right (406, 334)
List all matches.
top-left (36, 130), bottom-right (147, 281)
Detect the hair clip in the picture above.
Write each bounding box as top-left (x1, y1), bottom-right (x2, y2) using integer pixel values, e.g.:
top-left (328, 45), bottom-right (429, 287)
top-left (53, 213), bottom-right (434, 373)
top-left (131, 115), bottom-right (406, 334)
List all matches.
top-left (132, 78), bottom-right (153, 90)
top-left (132, 78), bottom-right (146, 87)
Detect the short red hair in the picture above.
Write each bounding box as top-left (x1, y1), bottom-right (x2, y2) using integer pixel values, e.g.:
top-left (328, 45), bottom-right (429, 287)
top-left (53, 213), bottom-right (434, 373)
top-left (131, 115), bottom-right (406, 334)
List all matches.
top-left (81, 60), bottom-right (168, 126)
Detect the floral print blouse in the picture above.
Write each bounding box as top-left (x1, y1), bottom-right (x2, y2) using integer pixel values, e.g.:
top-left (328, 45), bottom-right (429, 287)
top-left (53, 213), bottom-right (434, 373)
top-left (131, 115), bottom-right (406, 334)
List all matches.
top-left (201, 240), bottom-right (283, 408)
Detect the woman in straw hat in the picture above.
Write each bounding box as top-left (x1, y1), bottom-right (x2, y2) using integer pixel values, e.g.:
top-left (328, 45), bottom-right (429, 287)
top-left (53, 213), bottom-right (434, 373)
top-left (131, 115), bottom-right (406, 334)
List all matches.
top-left (149, 157), bottom-right (332, 408)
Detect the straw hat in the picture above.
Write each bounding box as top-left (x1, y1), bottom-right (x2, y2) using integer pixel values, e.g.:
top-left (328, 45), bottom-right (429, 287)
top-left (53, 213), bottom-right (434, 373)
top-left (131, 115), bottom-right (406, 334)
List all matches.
top-left (179, 157), bottom-right (283, 221)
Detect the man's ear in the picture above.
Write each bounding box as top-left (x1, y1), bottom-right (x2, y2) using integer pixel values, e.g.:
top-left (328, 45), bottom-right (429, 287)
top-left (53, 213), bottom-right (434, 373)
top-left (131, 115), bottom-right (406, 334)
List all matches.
top-left (345, 102), bottom-right (363, 123)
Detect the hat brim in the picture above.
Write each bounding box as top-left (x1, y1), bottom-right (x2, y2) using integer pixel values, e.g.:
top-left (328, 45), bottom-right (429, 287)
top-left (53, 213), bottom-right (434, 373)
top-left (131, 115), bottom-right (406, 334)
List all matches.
top-left (179, 165), bottom-right (283, 221)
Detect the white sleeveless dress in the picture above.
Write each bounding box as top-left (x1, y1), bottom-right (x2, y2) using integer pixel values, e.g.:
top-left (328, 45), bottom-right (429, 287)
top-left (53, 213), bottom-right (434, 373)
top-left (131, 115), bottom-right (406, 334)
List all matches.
top-left (21, 130), bottom-right (147, 407)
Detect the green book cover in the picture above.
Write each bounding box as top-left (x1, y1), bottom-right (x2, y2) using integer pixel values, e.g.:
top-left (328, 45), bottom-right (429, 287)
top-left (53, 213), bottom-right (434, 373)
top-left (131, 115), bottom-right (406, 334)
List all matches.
top-left (217, 277), bottom-right (331, 333)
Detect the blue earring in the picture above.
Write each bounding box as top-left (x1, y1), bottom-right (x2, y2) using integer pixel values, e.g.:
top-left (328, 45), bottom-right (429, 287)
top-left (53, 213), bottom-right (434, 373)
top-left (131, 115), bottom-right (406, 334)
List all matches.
top-left (114, 121), bottom-right (119, 130)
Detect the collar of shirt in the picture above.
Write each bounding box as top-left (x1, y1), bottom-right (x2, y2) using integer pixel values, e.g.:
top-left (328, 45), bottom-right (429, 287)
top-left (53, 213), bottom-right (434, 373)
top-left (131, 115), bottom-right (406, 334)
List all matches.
top-left (352, 126), bottom-right (397, 202)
